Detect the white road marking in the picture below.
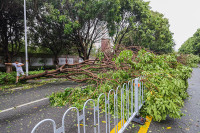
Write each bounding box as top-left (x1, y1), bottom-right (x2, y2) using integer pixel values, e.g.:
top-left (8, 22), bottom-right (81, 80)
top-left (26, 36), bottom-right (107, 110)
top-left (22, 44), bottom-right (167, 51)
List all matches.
top-left (1, 83), bottom-right (87, 114)
top-left (10, 87), bottom-right (24, 91)
top-left (0, 97), bottom-right (49, 114)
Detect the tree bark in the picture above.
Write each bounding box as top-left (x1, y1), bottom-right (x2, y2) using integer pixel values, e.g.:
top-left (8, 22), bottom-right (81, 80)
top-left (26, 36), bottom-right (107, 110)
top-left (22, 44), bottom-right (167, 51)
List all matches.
top-left (6, 65), bottom-right (13, 73)
top-left (5, 51), bottom-right (13, 73)
top-left (53, 55), bottom-right (59, 69)
top-left (3, 28), bottom-right (13, 73)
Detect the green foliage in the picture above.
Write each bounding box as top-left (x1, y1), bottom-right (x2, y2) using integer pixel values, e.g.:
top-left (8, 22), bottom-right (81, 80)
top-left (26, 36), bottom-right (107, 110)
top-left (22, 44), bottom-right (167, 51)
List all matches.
top-left (0, 0), bottom-right (25, 63)
top-left (1, 0), bottom-right (175, 69)
top-left (179, 28), bottom-right (200, 55)
top-left (0, 72), bottom-right (16, 84)
top-left (115, 50), bottom-right (135, 66)
top-left (49, 88), bottom-right (72, 106)
top-left (122, 11), bottom-right (174, 53)
top-left (186, 54), bottom-right (200, 67)
top-left (49, 49), bottom-right (193, 122)
top-left (177, 54), bottom-right (200, 68)
top-left (29, 1), bottom-right (72, 64)
top-left (0, 70), bottom-right (45, 85)
top-left (96, 51), bottom-right (105, 61)
top-left (28, 70), bottom-right (45, 75)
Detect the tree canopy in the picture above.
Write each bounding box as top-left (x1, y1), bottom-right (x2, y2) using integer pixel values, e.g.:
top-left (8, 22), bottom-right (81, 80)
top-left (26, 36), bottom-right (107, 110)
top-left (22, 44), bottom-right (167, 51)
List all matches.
top-left (121, 10), bottom-right (174, 53)
top-left (0, 0), bottom-right (25, 72)
top-left (0, 0), bottom-right (176, 72)
top-left (179, 28), bottom-right (200, 55)
top-left (29, 1), bottom-right (71, 67)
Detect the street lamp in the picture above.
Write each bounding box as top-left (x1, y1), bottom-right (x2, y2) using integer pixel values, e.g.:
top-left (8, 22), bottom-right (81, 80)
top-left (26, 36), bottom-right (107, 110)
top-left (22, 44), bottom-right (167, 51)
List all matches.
top-left (24, 0), bottom-right (29, 76)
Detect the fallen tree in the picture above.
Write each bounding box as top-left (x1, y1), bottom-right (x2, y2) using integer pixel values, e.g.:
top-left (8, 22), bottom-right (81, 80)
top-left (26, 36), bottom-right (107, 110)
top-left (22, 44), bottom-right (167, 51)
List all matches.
top-left (18, 46), bottom-right (194, 121)
top-left (20, 46), bottom-right (145, 84)
top-left (48, 47), bottom-right (193, 122)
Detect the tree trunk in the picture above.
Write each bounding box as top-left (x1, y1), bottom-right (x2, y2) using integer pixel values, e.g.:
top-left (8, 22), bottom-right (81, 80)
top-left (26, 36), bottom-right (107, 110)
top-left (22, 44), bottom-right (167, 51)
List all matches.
top-left (4, 39), bottom-right (13, 73)
top-left (6, 65), bottom-right (12, 73)
top-left (83, 47), bottom-right (90, 60)
top-left (53, 55), bottom-right (59, 69)
top-left (2, 19), bottom-right (12, 73)
top-left (5, 53), bottom-right (12, 73)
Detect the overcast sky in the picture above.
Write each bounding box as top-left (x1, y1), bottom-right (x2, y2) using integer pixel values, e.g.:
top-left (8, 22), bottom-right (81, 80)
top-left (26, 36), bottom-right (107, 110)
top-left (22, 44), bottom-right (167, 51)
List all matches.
top-left (145, 0), bottom-right (200, 51)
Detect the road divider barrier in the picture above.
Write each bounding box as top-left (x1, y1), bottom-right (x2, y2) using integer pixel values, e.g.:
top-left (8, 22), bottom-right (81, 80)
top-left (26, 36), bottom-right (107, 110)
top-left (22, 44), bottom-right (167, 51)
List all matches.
top-left (31, 77), bottom-right (146, 133)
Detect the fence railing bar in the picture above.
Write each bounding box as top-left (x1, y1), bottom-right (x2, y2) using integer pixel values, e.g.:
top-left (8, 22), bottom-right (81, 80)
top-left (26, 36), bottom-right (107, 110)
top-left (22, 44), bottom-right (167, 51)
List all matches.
top-left (114, 92), bottom-right (117, 133)
top-left (83, 99), bottom-right (96, 133)
top-left (131, 79), bottom-right (134, 115)
top-left (108, 89), bottom-right (114, 132)
top-left (115, 86), bottom-right (120, 133)
top-left (142, 78), bottom-right (144, 103)
top-left (127, 81), bottom-right (130, 119)
top-left (122, 83), bottom-right (126, 126)
top-left (118, 112), bottom-right (137, 133)
top-left (121, 87), bottom-right (123, 128)
top-left (97, 93), bottom-right (106, 133)
top-left (31, 119), bottom-right (57, 133)
top-left (62, 107), bottom-right (80, 133)
top-left (31, 77), bottom-right (146, 133)
top-left (134, 78), bottom-right (139, 115)
top-left (78, 114), bottom-right (84, 121)
top-left (55, 126), bottom-right (63, 133)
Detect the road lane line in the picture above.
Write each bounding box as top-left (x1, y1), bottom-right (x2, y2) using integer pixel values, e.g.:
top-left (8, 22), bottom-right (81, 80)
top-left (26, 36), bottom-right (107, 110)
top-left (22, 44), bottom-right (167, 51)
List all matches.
top-left (0, 97), bottom-right (49, 114)
top-left (138, 116), bottom-right (152, 133)
top-left (10, 87), bottom-right (24, 91)
top-left (110, 119), bottom-right (126, 133)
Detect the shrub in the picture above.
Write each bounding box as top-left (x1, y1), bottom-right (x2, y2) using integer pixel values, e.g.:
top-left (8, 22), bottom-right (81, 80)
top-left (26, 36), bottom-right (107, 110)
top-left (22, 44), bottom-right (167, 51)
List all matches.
top-left (0, 70), bottom-right (46, 85)
top-left (0, 72), bottom-right (16, 84)
top-left (186, 54), bottom-right (200, 67)
top-left (177, 54), bottom-right (200, 67)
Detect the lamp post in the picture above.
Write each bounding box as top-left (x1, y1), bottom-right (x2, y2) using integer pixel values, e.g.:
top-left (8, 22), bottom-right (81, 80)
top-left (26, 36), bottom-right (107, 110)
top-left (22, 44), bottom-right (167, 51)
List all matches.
top-left (24, 0), bottom-right (29, 76)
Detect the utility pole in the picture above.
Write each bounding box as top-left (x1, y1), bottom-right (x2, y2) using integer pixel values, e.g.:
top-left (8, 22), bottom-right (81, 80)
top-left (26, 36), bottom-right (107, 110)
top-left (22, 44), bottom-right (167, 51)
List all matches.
top-left (24, 0), bottom-right (29, 76)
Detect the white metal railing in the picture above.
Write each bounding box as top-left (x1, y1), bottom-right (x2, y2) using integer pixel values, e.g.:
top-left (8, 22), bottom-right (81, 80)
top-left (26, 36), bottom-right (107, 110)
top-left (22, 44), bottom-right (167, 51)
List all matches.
top-left (31, 77), bottom-right (146, 133)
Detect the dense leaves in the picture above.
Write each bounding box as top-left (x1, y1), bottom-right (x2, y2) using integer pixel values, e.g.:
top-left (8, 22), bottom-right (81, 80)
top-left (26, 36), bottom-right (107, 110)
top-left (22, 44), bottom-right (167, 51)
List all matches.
top-left (177, 54), bottom-right (200, 67)
top-left (50, 49), bottom-right (193, 121)
top-left (0, 72), bottom-right (16, 84)
top-left (0, 0), bottom-right (25, 72)
top-left (29, 2), bottom-right (71, 67)
top-left (122, 11), bottom-right (174, 53)
top-left (1, 0), bottom-right (176, 71)
top-left (136, 51), bottom-right (192, 121)
top-left (185, 54), bottom-right (200, 67)
top-left (179, 28), bottom-right (200, 55)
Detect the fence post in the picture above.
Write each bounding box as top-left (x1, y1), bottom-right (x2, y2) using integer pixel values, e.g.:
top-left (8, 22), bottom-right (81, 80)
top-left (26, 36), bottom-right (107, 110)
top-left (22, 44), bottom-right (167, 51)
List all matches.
top-left (134, 78), bottom-right (139, 115)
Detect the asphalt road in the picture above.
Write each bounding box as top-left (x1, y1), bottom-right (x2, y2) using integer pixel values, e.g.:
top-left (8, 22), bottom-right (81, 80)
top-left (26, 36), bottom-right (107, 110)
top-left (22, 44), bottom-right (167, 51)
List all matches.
top-left (0, 80), bottom-right (78, 110)
top-left (0, 79), bottom-right (141, 133)
top-left (0, 80), bottom-right (80, 133)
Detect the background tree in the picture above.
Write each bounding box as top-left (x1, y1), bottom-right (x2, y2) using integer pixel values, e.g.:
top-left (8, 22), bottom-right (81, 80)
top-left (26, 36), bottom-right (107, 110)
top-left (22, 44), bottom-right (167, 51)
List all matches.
top-left (29, 2), bottom-right (71, 68)
top-left (62, 0), bottom-right (158, 60)
top-left (0, 0), bottom-right (176, 73)
top-left (121, 11), bottom-right (174, 53)
top-left (179, 28), bottom-right (200, 55)
top-left (111, 0), bottom-right (150, 45)
top-left (0, 0), bottom-right (24, 72)
top-left (61, 0), bottom-right (121, 60)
